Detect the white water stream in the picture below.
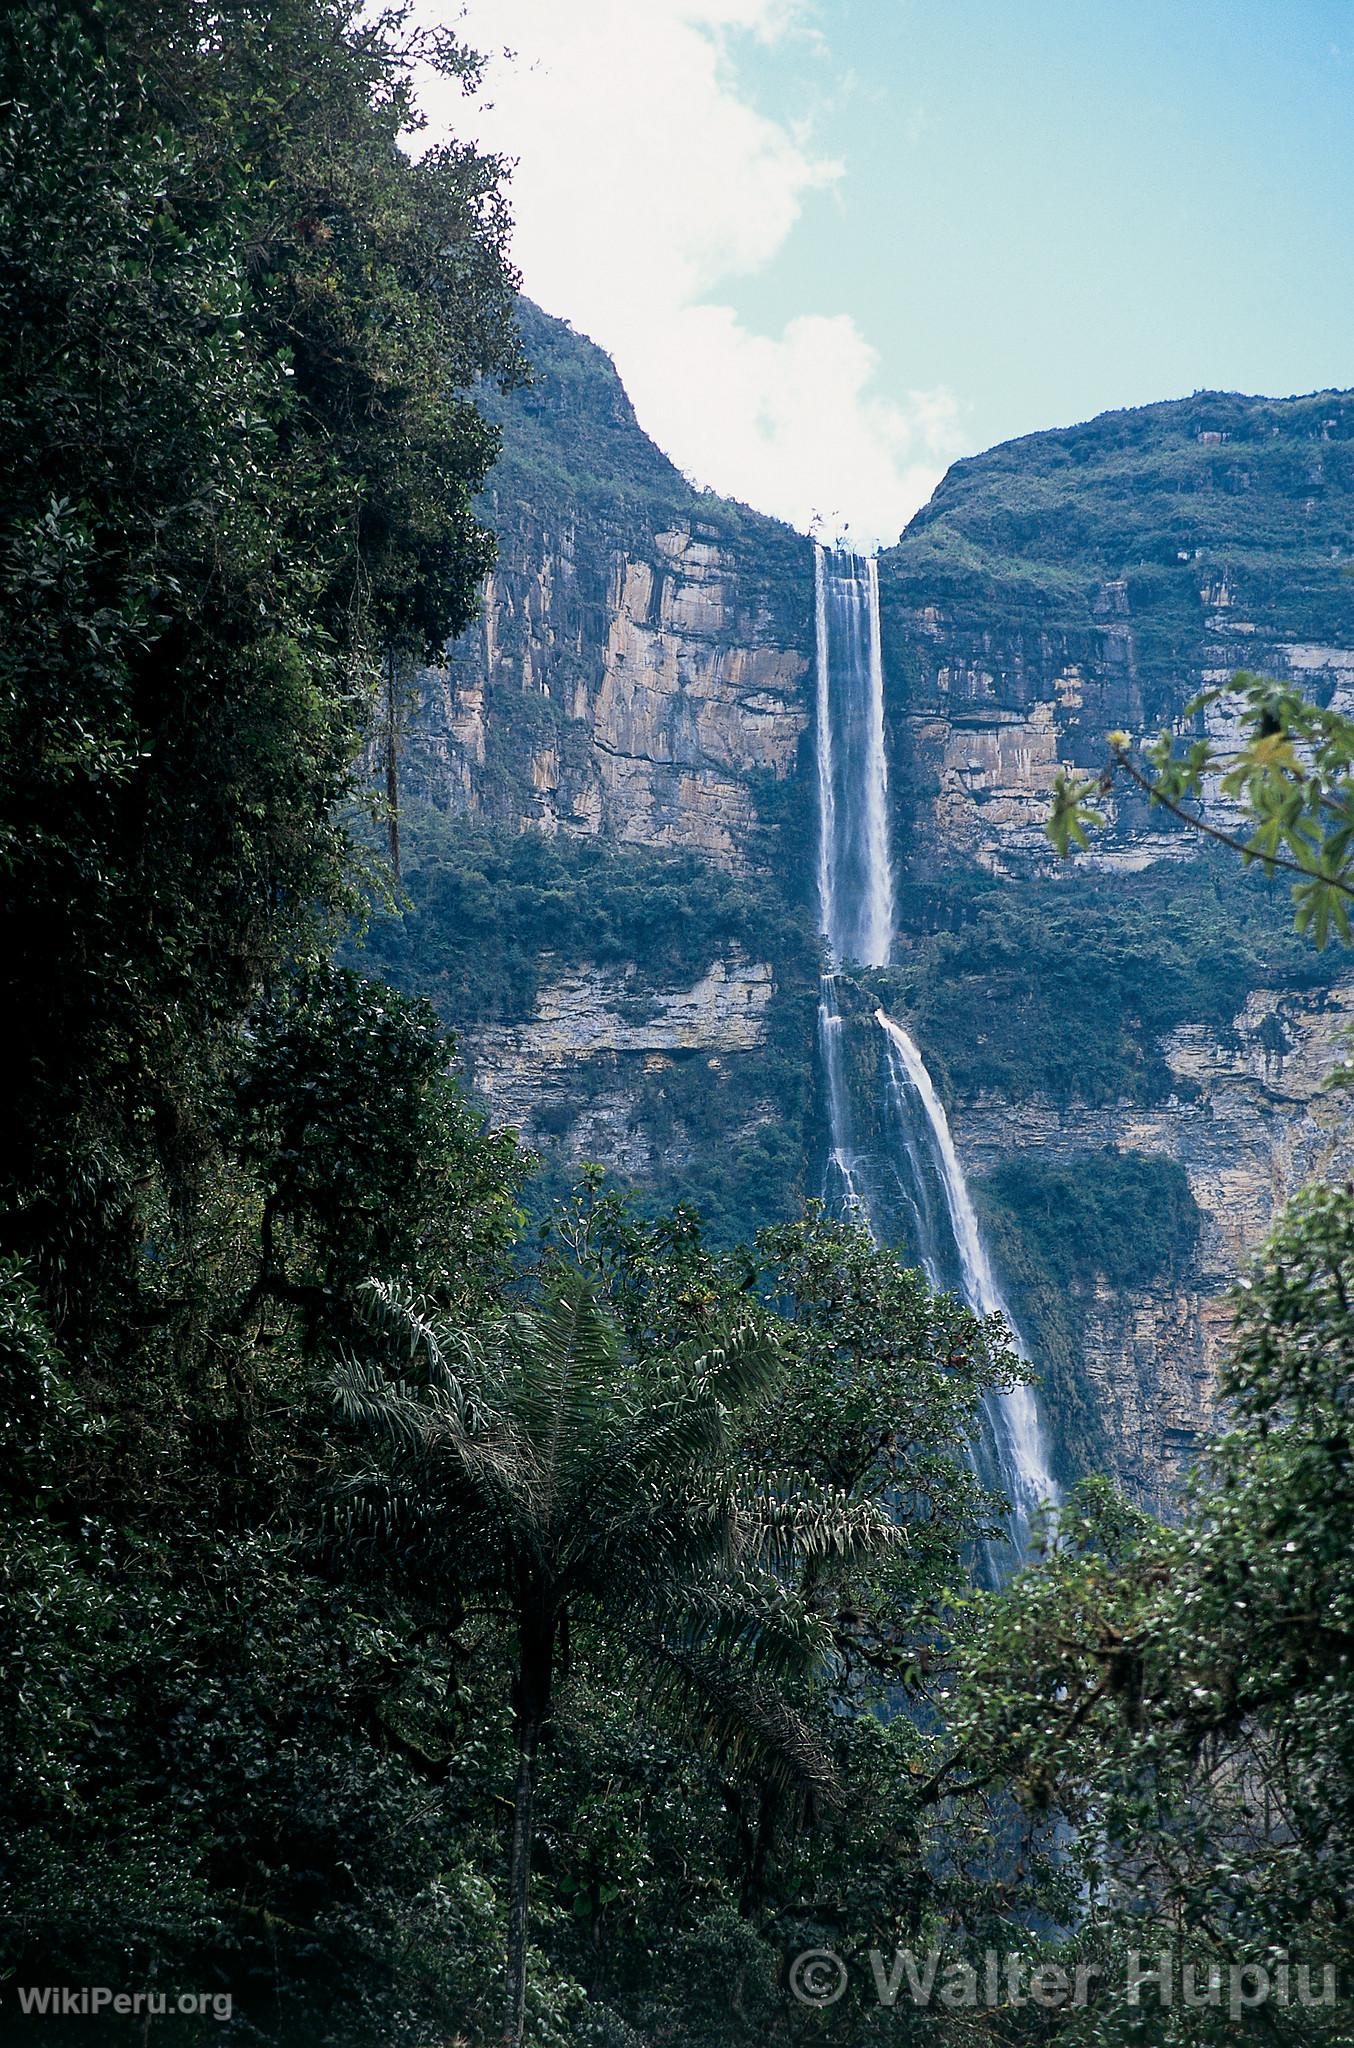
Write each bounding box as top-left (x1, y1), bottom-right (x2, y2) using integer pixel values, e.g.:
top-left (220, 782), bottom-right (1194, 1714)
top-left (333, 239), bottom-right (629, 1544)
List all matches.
top-left (813, 541), bottom-right (1057, 1562)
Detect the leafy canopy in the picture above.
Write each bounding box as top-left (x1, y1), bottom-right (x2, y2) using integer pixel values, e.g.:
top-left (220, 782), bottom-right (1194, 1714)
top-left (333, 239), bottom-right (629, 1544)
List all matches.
top-left (1050, 668), bottom-right (1354, 946)
top-left (945, 1185), bottom-right (1354, 2041)
top-left (0, 0), bottom-right (519, 1347)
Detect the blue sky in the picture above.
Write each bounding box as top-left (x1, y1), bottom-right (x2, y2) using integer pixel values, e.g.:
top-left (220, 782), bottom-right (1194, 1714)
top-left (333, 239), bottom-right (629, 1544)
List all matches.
top-left (426, 1), bottom-right (1353, 542)
top-left (731, 0), bottom-right (1354, 452)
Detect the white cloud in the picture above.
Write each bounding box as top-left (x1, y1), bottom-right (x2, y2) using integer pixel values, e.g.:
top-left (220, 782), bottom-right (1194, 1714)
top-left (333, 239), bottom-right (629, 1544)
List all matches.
top-left (633, 304), bottom-right (960, 544)
top-left (414, 0), bottom-right (960, 542)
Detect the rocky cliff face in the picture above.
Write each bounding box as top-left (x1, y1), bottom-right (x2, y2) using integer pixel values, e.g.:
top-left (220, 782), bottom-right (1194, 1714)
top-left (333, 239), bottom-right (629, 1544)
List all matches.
top-left (415, 524), bottom-right (808, 868)
top-left (878, 390), bottom-right (1354, 878)
top-left (406, 301), bottom-right (813, 873)
top-left (463, 951), bottom-right (778, 1181)
top-left (865, 387), bottom-right (1354, 1500)
top-left (386, 301), bottom-right (819, 1239)
top-left (394, 318), bottom-right (1354, 1503)
top-left (962, 977), bottom-right (1354, 1505)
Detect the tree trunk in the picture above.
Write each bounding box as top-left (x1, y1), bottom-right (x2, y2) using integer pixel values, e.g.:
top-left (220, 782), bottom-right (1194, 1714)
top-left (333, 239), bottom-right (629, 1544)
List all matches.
top-left (504, 1604), bottom-right (556, 2048)
top-left (739, 1777), bottom-right (779, 1918)
top-left (385, 646), bottom-right (401, 883)
top-left (504, 1720), bottom-right (540, 2048)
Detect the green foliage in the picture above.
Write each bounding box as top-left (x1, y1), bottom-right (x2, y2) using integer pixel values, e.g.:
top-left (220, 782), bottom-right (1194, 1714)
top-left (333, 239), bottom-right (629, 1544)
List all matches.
top-left (883, 856), bottom-right (1340, 1106)
top-left (320, 1189), bottom-right (1020, 2044)
top-left (978, 1150), bottom-right (1201, 1478)
top-left (0, 9), bottom-right (541, 2030)
top-left (2, 1517), bottom-right (500, 2044)
top-left (481, 297), bottom-right (814, 588)
top-left (353, 804), bottom-right (813, 1023)
top-left (0, 1258), bottom-right (78, 1505)
top-left (0, 0), bottom-right (518, 1347)
top-left (1, 958), bottom-right (538, 2037)
top-left (236, 963), bottom-right (525, 1328)
top-left (585, 1193), bottom-right (1022, 1590)
top-left (946, 1184), bottom-right (1354, 2040)
top-left (349, 804), bottom-right (823, 1243)
top-left (1046, 766), bottom-right (1109, 857)
top-left (1053, 670), bottom-right (1354, 948)
top-left (335, 1261), bottom-right (830, 2044)
top-left (881, 390), bottom-right (1354, 690)
top-left (478, 298), bottom-right (694, 538)
top-left (985, 1148), bottom-right (1200, 1295)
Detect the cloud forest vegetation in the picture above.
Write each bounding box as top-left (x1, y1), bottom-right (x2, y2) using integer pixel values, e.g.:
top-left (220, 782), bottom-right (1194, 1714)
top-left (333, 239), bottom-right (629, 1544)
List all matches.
top-left (5, 5), bottom-right (1354, 2045)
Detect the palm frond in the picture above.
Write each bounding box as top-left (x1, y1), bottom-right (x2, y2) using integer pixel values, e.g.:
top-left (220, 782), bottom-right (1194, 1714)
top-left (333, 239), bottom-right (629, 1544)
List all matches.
top-left (573, 1484), bottom-right (741, 1596)
top-left (646, 1568), bottom-right (838, 1682)
top-left (559, 1397), bottom-right (731, 1552)
top-left (624, 1627), bottom-right (842, 1810)
top-left (686, 1319), bottom-right (782, 1410)
top-left (555, 1321), bottom-right (781, 1568)
top-left (355, 1277), bottom-right (502, 1429)
top-left (330, 1472), bottom-right (460, 1571)
top-left (330, 1355), bottom-right (541, 1559)
top-left (330, 1355), bottom-right (451, 1454)
top-left (735, 1483), bottom-right (903, 1574)
top-left (358, 1274), bottom-right (454, 1372)
top-left (509, 1271), bottom-right (622, 1522)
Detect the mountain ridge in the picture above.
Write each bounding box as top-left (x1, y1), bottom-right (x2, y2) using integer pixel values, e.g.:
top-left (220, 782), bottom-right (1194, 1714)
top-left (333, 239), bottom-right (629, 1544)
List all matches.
top-left (374, 297), bottom-right (1354, 1501)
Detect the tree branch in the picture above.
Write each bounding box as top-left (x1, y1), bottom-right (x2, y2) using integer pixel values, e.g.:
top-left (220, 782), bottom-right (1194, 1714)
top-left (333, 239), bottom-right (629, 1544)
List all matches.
top-left (1114, 749), bottom-right (1354, 903)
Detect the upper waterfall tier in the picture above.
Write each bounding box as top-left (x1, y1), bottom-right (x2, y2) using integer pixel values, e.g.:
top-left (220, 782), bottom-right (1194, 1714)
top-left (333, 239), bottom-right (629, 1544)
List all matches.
top-left (814, 545), bottom-right (895, 968)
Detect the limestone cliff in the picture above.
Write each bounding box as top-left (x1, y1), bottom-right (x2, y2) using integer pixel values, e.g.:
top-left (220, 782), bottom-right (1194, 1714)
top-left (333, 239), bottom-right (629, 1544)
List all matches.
top-left (462, 952), bottom-right (779, 1183)
top-left (877, 389), bottom-right (1354, 878)
top-left (381, 301), bottom-right (820, 1239)
top-left (406, 301), bottom-right (813, 873)
top-left (389, 323), bottom-right (1354, 1503)
top-left (959, 977), bottom-right (1354, 1506)
top-left (863, 388), bottom-right (1354, 1499)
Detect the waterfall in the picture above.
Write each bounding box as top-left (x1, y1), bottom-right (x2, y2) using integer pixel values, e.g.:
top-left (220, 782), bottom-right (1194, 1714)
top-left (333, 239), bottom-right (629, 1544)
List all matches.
top-left (814, 547), bottom-right (894, 969)
top-left (813, 541), bottom-right (1056, 1565)
top-left (818, 983), bottom-right (870, 1217)
top-left (875, 1009), bottom-right (1058, 1544)
top-left (815, 541), bottom-right (895, 1219)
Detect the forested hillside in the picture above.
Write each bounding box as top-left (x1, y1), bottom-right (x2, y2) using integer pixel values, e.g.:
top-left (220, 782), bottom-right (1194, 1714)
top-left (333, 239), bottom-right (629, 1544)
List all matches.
top-left (0, 11), bottom-right (1055, 2043)
top-left (6, 8), bottom-right (1354, 2044)
top-left (369, 305), bottom-right (1354, 1504)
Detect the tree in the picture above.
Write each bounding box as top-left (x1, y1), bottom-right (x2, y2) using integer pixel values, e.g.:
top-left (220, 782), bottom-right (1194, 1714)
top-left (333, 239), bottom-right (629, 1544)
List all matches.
top-left (476, 1192), bottom-right (1033, 2044)
top-left (0, 1), bottom-right (519, 1351)
top-left (331, 1262), bottom-right (899, 2048)
top-left (0, 964), bottom-right (540, 2039)
top-left (1049, 668), bottom-right (1354, 946)
top-left (235, 963), bottom-right (525, 1342)
top-left (0, 12), bottom-right (534, 2019)
top-left (939, 1184), bottom-right (1354, 2042)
